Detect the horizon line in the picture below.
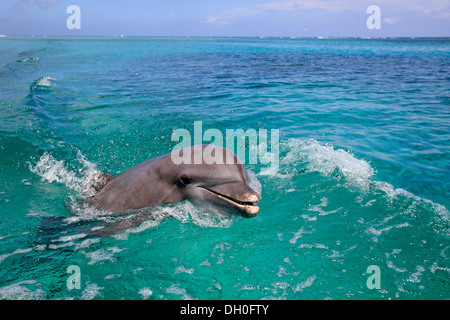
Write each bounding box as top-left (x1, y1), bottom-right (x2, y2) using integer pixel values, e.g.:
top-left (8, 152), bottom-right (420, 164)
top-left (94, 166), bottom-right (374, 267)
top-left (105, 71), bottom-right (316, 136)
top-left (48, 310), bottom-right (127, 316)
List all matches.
top-left (1, 34), bottom-right (450, 40)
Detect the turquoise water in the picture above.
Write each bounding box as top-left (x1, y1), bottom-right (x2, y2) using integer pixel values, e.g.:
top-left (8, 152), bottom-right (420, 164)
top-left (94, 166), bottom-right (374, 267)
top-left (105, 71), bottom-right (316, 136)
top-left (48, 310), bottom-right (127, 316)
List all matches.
top-left (0, 37), bottom-right (449, 300)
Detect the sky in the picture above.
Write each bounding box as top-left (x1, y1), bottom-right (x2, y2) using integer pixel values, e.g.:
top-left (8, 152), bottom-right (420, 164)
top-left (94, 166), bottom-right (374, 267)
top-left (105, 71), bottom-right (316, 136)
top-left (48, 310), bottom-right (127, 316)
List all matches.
top-left (0, 0), bottom-right (449, 37)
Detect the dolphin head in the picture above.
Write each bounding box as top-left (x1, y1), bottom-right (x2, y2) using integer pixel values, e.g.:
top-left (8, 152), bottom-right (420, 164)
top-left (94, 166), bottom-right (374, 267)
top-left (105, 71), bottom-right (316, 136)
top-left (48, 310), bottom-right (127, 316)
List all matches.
top-left (172, 145), bottom-right (260, 218)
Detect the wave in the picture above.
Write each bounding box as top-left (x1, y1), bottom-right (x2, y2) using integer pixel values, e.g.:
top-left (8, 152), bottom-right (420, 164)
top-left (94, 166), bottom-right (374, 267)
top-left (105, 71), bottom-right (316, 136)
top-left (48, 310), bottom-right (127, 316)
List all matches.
top-left (282, 138), bottom-right (375, 188)
top-left (28, 139), bottom-right (449, 237)
top-left (31, 76), bottom-right (55, 90)
top-left (16, 57), bottom-right (40, 63)
top-left (18, 48), bottom-right (46, 58)
top-left (28, 150), bottom-right (103, 198)
top-left (271, 138), bottom-right (449, 236)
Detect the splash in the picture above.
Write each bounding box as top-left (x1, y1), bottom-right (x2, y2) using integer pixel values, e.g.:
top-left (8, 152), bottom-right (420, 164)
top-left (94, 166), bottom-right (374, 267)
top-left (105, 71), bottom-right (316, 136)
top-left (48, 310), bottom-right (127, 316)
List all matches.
top-left (31, 76), bottom-right (55, 89)
top-left (108, 201), bottom-right (239, 240)
top-left (166, 201), bottom-right (237, 228)
top-left (247, 169), bottom-right (262, 196)
top-left (283, 138), bottom-right (375, 189)
top-left (29, 150), bottom-right (103, 198)
top-left (275, 138), bottom-right (449, 235)
top-left (17, 57), bottom-right (40, 63)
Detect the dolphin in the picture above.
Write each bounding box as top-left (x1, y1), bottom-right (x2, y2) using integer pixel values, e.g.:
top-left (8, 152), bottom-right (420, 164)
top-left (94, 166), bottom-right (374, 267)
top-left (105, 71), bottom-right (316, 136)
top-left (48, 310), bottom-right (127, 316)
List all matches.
top-left (93, 145), bottom-right (260, 217)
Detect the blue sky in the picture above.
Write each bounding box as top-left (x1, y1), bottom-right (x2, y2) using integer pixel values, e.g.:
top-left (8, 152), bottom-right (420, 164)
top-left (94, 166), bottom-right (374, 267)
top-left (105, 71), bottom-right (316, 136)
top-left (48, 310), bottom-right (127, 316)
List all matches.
top-left (1, 0), bottom-right (449, 37)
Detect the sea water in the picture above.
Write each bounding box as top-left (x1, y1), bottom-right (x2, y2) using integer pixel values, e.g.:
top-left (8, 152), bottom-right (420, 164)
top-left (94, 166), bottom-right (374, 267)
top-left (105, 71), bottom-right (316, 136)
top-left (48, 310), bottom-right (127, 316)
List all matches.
top-left (0, 37), bottom-right (449, 299)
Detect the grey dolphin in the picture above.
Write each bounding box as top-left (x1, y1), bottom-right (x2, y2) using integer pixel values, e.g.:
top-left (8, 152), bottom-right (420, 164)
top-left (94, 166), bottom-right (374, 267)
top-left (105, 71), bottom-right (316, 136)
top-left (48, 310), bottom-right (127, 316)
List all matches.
top-left (94, 145), bottom-right (260, 217)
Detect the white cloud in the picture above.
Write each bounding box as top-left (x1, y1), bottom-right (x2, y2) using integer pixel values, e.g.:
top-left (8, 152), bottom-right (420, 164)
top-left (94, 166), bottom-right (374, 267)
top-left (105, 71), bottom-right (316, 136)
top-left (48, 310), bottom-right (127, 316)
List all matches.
top-left (20, 0), bottom-right (59, 5)
top-left (382, 17), bottom-right (396, 24)
top-left (207, 0), bottom-right (359, 26)
top-left (207, 0), bottom-right (450, 28)
top-left (228, 0), bottom-right (450, 17)
top-left (263, 1), bottom-right (297, 11)
top-left (199, 0), bottom-right (359, 28)
top-left (263, 0), bottom-right (355, 13)
top-left (201, 16), bottom-right (229, 25)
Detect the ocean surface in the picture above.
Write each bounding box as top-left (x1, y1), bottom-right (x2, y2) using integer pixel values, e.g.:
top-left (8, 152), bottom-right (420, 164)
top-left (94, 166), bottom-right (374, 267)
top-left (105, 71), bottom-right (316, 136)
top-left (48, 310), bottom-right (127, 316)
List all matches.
top-left (0, 36), bottom-right (449, 300)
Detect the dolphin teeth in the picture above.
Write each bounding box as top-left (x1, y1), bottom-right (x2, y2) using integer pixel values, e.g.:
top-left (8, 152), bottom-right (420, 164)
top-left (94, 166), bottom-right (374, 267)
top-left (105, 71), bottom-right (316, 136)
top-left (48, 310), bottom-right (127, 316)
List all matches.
top-left (204, 188), bottom-right (257, 207)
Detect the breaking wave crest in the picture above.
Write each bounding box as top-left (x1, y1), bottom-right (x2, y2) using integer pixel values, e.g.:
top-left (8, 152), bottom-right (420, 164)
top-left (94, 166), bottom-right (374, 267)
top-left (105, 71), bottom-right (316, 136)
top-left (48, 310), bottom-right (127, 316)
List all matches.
top-left (273, 138), bottom-right (449, 235)
top-left (281, 138), bottom-right (375, 189)
top-left (29, 150), bottom-right (104, 198)
top-left (31, 76), bottom-right (55, 90)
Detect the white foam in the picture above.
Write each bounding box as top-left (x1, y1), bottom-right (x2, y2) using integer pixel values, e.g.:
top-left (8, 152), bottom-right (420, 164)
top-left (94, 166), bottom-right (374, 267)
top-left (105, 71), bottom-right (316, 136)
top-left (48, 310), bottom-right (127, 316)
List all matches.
top-left (284, 138), bottom-right (375, 189)
top-left (297, 243), bottom-right (329, 250)
top-left (0, 234), bottom-right (12, 241)
top-left (276, 265), bottom-right (300, 278)
top-left (199, 259), bottom-right (212, 267)
top-left (386, 260), bottom-right (408, 273)
top-left (165, 200), bottom-right (237, 228)
top-left (74, 238), bottom-right (101, 251)
top-left (19, 57), bottom-right (40, 63)
top-left (29, 150), bottom-right (115, 220)
top-left (279, 138), bottom-right (449, 236)
top-left (374, 180), bottom-right (450, 236)
top-left (366, 222), bottom-right (411, 238)
top-left (138, 287), bottom-right (153, 300)
top-left (35, 76), bottom-right (55, 88)
top-left (289, 227), bottom-right (307, 244)
top-left (30, 76), bottom-right (55, 91)
top-left (308, 196), bottom-right (343, 216)
top-left (112, 217), bottom-right (162, 241)
top-left (0, 280), bottom-right (46, 300)
top-left (430, 261), bottom-right (450, 274)
top-left (104, 274), bottom-right (122, 280)
top-left (175, 265), bottom-right (195, 274)
top-left (293, 275), bottom-right (317, 293)
top-left (53, 233), bottom-right (87, 243)
top-left (166, 283), bottom-right (195, 300)
top-left (0, 248), bottom-right (33, 264)
top-left (247, 169), bottom-right (262, 196)
top-left (82, 247), bottom-right (125, 265)
top-left (111, 201), bottom-right (237, 239)
top-left (81, 282), bottom-right (104, 300)
top-left (29, 151), bottom-right (103, 198)
top-left (406, 265), bottom-right (426, 284)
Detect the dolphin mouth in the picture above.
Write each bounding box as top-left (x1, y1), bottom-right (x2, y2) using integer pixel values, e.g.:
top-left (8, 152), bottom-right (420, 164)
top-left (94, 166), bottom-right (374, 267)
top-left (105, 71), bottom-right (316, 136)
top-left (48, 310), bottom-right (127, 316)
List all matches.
top-left (201, 187), bottom-right (260, 218)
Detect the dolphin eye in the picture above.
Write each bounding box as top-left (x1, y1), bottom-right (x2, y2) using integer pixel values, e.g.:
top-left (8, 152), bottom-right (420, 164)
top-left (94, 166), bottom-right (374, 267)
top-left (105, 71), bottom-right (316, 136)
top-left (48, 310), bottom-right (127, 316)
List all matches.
top-left (179, 175), bottom-right (192, 186)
